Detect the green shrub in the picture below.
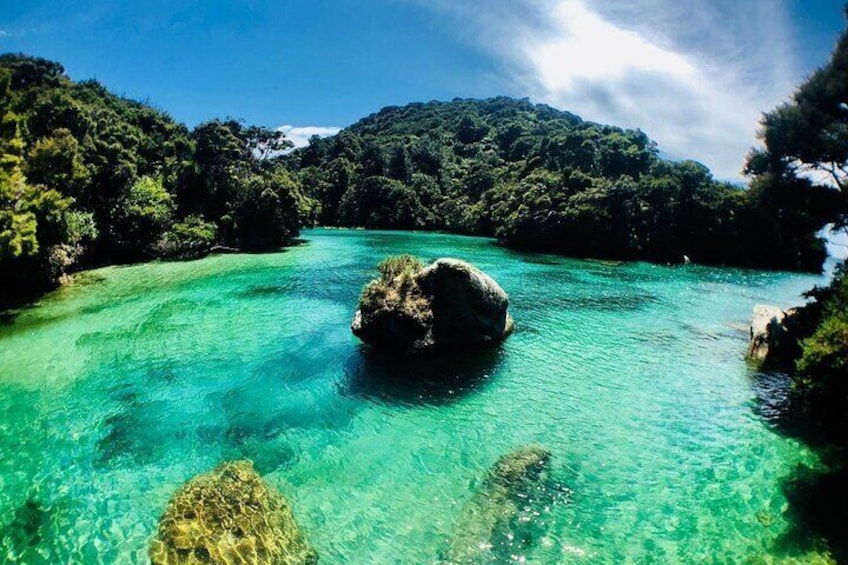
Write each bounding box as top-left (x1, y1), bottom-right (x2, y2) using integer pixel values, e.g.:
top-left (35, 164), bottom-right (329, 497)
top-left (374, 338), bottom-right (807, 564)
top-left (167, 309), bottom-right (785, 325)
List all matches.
top-left (795, 264), bottom-right (848, 405)
top-left (358, 254), bottom-right (430, 326)
top-left (159, 215), bottom-right (217, 259)
top-left (377, 254), bottom-right (423, 283)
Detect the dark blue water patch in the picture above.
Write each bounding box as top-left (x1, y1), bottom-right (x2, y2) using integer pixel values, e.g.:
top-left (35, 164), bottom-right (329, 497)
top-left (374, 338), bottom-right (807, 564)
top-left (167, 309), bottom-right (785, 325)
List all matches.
top-left (747, 370), bottom-right (799, 431)
top-left (0, 498), bottom-right (53, 562)
top-left (220, 371), bottom-right (357, 435)
top-left (340, 346), bottom-right (502, 407)
top-left (220, 434), bottom-right (297, 475)
top-left (217, 354), bottom-right (355, 436)
top-left (236, 283), bottom-right (295, 298)
top-left (776, 462), bottom-right (848, 563)
top-left (84, 365), bottom-right (217, 468)
top-left (252, 329), bottom-right (352, 383)
top-left (515, 291), bottom-right (660, 313)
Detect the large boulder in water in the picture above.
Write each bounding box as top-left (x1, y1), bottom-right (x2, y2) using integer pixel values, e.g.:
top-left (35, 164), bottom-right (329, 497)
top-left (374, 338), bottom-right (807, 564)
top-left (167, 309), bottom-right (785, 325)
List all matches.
top-left (442, 445), bottom-right (553, 564)
top-left (149, 460), bottom-right (317, 565)
top-left (748, 305), bottom-right (790, 364)
top-left (351, 255), bottom-right (514, 352)
top-left (748, 304), bottom-right (814, 367)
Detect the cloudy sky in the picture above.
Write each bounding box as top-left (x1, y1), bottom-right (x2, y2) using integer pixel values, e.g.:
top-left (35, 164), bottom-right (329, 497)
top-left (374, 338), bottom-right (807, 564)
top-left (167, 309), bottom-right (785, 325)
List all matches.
top-left (0, 0), bottom-right (844, 179)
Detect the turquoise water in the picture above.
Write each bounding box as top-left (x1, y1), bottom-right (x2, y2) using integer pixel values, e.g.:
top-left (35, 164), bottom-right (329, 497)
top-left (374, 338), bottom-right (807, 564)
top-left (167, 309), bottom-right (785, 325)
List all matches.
top-left (0, 229), bottom-right (832, 563)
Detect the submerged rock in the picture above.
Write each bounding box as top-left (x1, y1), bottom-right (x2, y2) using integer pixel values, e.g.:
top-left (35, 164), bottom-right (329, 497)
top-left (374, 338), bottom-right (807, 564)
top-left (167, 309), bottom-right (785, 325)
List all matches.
top-left (442, 445), bottom-right (552, 564)
top-left (351, 255), bottom-right (514, 352)
top-left (149, 460), bottom-right (317, 565)
top-left (1, 498), bottom-right (51, 560)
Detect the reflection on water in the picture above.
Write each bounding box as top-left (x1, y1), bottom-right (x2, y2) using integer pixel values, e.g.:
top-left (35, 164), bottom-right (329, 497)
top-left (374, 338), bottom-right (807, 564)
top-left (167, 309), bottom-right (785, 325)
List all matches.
top-left (774, 461), bottom-right (848, 563)
top-left (0, 228), bottom-right (835, 563)
top-left (749, 364), bottom-right (848, 563)
top-left (341, 346), bottom-right (502, 406)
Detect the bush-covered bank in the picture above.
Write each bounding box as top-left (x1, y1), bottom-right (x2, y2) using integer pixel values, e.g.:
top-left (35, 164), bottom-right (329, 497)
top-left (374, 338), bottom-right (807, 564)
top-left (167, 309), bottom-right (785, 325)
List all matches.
top-left (2, 46), bottom-right (842, 312)
top-left (747, 10), bottom-right (848, 560)
top-left (288, 96), bottom-right (836, 271)
top-left (0, 54), bottom-right (314, 308)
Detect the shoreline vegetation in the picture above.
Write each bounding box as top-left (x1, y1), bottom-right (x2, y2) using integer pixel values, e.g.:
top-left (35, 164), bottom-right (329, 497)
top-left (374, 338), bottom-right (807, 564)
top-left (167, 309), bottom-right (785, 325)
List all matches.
top-left (0, 50), bottom-right (838, 309)
top-left (740, 10), bottom-right (848, 560)
top-left (1, 9), bottom-right (847, 560)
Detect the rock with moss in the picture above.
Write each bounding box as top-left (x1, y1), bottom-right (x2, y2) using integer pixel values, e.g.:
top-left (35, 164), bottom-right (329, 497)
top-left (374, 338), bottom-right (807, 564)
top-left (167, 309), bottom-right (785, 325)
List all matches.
top-left (149, 460), bottom-right (317, 565)
top-left (442, 445), bottom-right (552, 564)
top-left (351, 255), bottom-right (514, 352)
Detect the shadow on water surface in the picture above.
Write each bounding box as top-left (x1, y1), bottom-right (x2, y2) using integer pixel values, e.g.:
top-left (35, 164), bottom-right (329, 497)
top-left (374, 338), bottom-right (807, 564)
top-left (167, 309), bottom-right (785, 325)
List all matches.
top-left (341, 345), bottom-right (503, 406)
top-left (775, 462), bottom-right (848, 563)
top-left (749, 368), bottom-right (848, 563)
top-left (0, 498), bottom-right (55, 563)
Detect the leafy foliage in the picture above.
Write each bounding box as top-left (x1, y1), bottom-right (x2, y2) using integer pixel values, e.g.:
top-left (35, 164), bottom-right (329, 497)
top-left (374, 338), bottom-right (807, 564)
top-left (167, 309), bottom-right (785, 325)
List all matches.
top-left (159, 215), bottom-right (217, 259)
top-left (356, 254), bottom-right (432, 348)
top-left (360, 254), bottom-right (425, 309)
top-left (0, 54), bottom-right (313, 306)
top-left (794, 263), bottom-right (848, 422)
top-left (377, 254), bottom-right (424, 283)
top-left (745, 13), bottom-right (848, 438)
top-left (293, 97), bottom-right (828, 270)
top-left (745, 9), bottom-right (848, 211)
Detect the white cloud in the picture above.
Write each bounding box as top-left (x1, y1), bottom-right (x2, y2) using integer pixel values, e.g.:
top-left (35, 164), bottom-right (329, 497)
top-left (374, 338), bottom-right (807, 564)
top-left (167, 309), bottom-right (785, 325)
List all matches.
top-left (277, 125), bottom-right (341, 148)
top-left (527, 3), bottom-right (697, 90)
top-left (0, 30), bottom-right (10, 38)
top-left (411, 0), bottom-right (802, 180)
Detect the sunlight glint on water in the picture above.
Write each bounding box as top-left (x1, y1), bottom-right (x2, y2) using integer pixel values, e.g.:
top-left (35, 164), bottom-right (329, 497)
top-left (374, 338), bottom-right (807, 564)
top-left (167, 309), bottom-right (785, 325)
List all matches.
top-left (0, 229), bottom-right (828, 563)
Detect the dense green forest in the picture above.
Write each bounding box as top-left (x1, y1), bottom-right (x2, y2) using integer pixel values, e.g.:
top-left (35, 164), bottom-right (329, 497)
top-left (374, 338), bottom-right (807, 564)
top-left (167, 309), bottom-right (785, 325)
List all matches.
top-left (0, 52), bottom-right (841, 309)
top-left (0, 54), bottom-right (314, 307)
top-left (289, 97), bottom-right (837, 270)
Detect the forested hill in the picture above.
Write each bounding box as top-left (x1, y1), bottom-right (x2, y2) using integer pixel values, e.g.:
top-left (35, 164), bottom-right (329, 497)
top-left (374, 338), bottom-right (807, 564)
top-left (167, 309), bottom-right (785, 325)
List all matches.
top-left (291, 97), bottom-right (836, 270)
top-left (0, 55), bottom-right (839, 307)
top-left (0, 54), bottom-right (313, 307)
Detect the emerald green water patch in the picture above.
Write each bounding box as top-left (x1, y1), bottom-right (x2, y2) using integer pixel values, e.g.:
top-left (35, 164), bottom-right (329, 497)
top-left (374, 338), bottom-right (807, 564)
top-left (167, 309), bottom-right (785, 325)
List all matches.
top-left (0, 229), bottom-right (836, 563)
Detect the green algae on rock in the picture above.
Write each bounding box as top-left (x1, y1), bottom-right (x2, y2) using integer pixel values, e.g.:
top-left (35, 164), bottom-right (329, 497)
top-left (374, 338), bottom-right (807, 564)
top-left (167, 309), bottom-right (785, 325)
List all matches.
top-left (442, 444), bottom-right (553, 564)
top-left (149, 460), bottom-right (317, 565)
top-left (351, 255), bottom-right (514, 352)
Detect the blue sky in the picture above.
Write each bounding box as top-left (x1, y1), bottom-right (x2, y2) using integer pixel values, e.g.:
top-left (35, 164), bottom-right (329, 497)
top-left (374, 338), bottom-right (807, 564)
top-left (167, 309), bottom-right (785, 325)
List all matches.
top-left (0, 0), bottom-right (845, 179)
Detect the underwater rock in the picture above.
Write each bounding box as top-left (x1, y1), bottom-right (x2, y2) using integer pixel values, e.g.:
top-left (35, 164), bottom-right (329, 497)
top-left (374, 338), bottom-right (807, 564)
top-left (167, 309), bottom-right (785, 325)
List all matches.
top-left (149, 460), bottom-right (317, 565)
top-left (351, 256), bottom-right (514, 352)
top-left (443, 444), bottom-right (552, 564)
top-left (1, 498), bottom-right (51, 560)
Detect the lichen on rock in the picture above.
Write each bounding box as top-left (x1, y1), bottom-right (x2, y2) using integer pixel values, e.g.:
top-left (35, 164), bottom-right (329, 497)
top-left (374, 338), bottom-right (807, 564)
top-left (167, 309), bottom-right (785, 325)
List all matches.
top-left (149, 460), bottom-right (317, 565)
top-left (351, 255), bottom-right (514, 352)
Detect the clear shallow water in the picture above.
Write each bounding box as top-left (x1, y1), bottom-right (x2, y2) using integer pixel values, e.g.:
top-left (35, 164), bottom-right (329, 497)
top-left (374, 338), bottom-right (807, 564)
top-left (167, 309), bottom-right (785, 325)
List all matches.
top-left (0, 229), bottom-right (832, 563)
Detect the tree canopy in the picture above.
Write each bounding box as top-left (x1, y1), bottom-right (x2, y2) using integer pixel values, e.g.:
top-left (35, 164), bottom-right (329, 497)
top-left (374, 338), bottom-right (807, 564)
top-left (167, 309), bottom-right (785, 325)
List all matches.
top-left (0, 54), bottom-right (313, 307)
top-left (750, 10), bottom-right (848, 442)
top-left (744, 8), bottom-right (848, 233)
top-left (291, 97), bottom-right (830, 270)
top-left (1, 52), bottom-right (840, 308)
